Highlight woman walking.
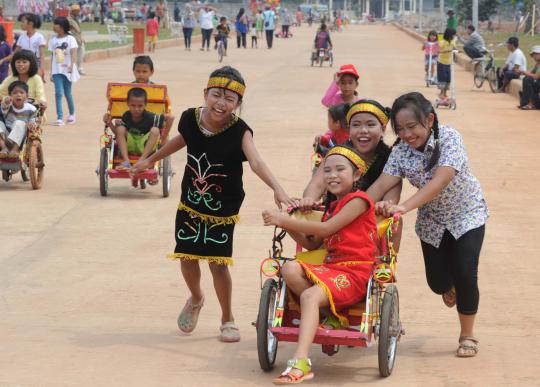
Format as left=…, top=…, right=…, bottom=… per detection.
left=235, top=8, right=248, bottom=49
left=182, top=4, right=196, bottom=51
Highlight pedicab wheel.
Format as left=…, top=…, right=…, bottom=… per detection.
left=29, top=141, right=44, bottom=190
left=378, top=284, right=399, bottom=377
left=99, top=147, right=109, bottom=197
left=2, top=170, right=11, bottom=182
left=451, top=101, right=457, bottom=110
left=162, top=156, right=172, bottom=198
left=140, top=179, right=147, bottom=189
left=473, top=66, right=485, bottom=88
left=257, top=278, right=279, bottom=371
left=487, top=68, right=498, bottom=93
left=20, top=162, right=29, bottom=182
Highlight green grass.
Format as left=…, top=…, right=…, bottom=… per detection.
left=473, top=32, right=537, bottom=68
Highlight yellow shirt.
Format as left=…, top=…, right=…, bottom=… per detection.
left=438, top=39, right=457, bottom=65
left=0, top=75, right=47, bottom=103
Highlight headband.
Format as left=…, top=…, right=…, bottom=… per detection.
left=346, top=102, right=389, bottom=126
left=206, top=77, right=246, bottom=97
left=326, top=146, right=368, bottom=175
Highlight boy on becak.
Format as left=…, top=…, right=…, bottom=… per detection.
left=0, top=81, right=38, bottom=158
left=103, top=87, right=164, bottom=170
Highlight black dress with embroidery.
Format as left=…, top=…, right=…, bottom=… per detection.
left=169, top=107, right=252, bottom=265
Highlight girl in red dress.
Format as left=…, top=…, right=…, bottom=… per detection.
left=262, top=145, right=378, bottom=385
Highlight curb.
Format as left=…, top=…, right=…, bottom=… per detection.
left=391, top=22, right=523, bottom=100
left=41, top=34, right=202, bottom=70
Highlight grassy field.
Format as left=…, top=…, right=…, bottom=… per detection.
left=473, top=32, right=537, bottom=68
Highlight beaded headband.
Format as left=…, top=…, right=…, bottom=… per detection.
left=206, top=77, right=246, bottom=97
left=346, top=102, right=389, bottom=126
left=326, top=146, right=368, bottom=175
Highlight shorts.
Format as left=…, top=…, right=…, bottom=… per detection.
left=425, top=55, right=438, bottom=65
left=437, top=62, right=451, bottom=89
left=147, top=35, right=158, bottom=43
left=127, top=131, right=157, bottom=155
left=0, top=120, right=27, bottom=147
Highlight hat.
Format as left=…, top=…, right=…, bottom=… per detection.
left=506, top=36, right=519, bottom=46
left=70, top=4, right=81, bottom=11
left=337, top=64, right=359, bottom=79
left=530, top=45, right=540, bottom=55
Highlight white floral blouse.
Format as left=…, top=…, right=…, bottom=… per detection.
left=383, top=125, right=488, bottom=248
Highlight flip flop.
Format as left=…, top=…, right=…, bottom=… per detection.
left=273, top=358, right=314, bottom=385
left=457, top=336, right=479, bottom=358
left=442, top=287, right=456, bottom=308
left=219, top=321, right=241, bottom=343
left=177, top=296, right=204, bottom=333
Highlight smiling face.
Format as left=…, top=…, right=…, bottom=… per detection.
left=15, top=59, right=30, bottom=76
left=204, top=87, right=240, bottom=124
left=323, top=154, right=361, bottom=199
left=348, top=112, right=385, bottom=157
left=10, top=87, right=27, bottom=109
left=337, top=74, right=358, bottom=98
left=394, top=108, right=434, bottom=150
left=133, top=63, right=154, bottom=83
left=127, top=95, right=147, bottom=119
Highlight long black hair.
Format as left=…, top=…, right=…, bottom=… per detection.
left=11, top=49, right=39, bottom=78
left=390, top=92, right=440, bottom=171
left=53, top=17, right=70, bottom=34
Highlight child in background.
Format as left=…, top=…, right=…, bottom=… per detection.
left=321, top=64, right=360, bottom=107
left=49, top=17, right=78, bottom=126
left=437, top=28, right=457, bottom=102
left=0, top=25, right=11, bottom=83
left=314, top=103, right=350, bottom=156
left=130, top=55, right=174, bottom=141
left=368, top=92, right=488, bottom=358
left=146, top=11, right=159, bottom=52
left=103, top=87, right=164, bottom=170
left=0, top=81, right=38, bottom=158
left=215, top=16, right=230, bottom=55
left=422, top=30, right=439, bottom=85
left=131, top=66, right=294, bottom=343
left=12, top=13, right=46, bottom=79
left=262, top=145, right=378, bottom=384
left=250, top=22, right=257, bottom=48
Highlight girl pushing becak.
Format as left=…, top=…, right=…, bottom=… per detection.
left=368, top=92, right=488, bottom=358
left=131, top=66, right=294, bottom=343
left=263, top=145, right=378, bottom=384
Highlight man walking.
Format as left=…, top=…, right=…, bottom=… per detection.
left=263, top=6, right=275, bottom=49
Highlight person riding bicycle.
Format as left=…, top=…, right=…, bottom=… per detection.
left=314, top=23, right=332, bottom=51
left=215, top=16, right=230, bottom=56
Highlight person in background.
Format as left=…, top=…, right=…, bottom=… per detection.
left=497, top=36, right=527, bottom=92
left=446, top=10, right=458, bottom=30
left=0, top=26, right=11, bottom=83
left=156, top=0, right=166, bottom=28
left=250, top=22, right=258, bottom=48
left=146, top=12, right=159, bottom=53
left=281, top=8, right=292, bottom=38
left=68, top=4, right=86, bottom=75
left=263, top=5, right=276, bottom=49
left=174, top=2, right=181, bottom=22
left=517, top=45, right=540, bottom=110
left=461, top=25, right=485, bottom=60
left=199, top=4, right=215, bottom=52
left=296, top=7, right=303, bottom=27
left=235, top=8, right=248, bottom=49
left=182, top=4, right=196, bottom=51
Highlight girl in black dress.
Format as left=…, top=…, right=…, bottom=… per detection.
left=132, top=66, right=294, bottom=343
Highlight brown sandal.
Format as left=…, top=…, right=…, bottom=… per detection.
left=442, top=287, right=456, bottom=308
left=457, top=337, right=479, bottom=357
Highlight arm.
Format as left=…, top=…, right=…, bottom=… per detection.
left=521, top=69, right=540, bottom=79
left=365, top=173, right=402, bottom=203
left=38, top=45, right=46, bottom=77
left=287, top=229, right=323, bottom=251
left=321, top=78, right=339, bottom=107
left=242, top=130, right=295, bottom=208
left=301, top=165, right=326, bottom=207
left=381, top=180, right=402, bottom=203
left=69, top=48, right=77, bottom=72
left=263, top=197, right=368, bottom=238
left=131, top=133, right=186, bottom=174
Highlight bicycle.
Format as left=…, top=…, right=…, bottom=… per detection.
left=216, top=35, right=227, bottom=63
left=472, top=43, right=504, bottom=93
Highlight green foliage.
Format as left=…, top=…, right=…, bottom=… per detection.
left=455, top=0, right=501, bottom=22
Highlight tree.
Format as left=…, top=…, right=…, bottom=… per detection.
left=456, top=0, right=500, bottom=22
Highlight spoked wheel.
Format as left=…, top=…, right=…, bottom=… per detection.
left=378, top=284, right=400, bottom=377
left=29, top=141, right=44, bottom=189
left=257, top=279, right=279, bottom=371
left=99, top=147, right=109, bottom=196
left=487, top=68, right=498, bottom=93
left=162, top=156, right=172, bottom=198
left=217, top=42, right=224, bottom=63
left=20, top=162, right=30, bottom=182
left=473, top=64, right=485, bottom=88
left=2, top=169, right=11, bottom=182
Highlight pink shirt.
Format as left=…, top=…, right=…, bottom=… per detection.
left=321, top=80, right=359, bottom=107
left=146, top=19, right=159, bottom=36
left=424, top=41, right=439, bottom=56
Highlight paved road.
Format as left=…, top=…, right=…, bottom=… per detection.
left=1, top=24, right=539, bottom=386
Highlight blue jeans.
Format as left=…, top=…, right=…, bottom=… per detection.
left=182, top=27, right=193, bottom=48
left=52, top=74, right=75, bottom=120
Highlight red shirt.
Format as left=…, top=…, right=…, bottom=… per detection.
left=320, top=128, right=349, bottom=147
left=146, top=19, right=159, bottom=36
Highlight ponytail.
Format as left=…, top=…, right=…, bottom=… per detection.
left=425, top=110, right=441, bottom=171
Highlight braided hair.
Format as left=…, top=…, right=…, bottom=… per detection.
left=389, top=92, right=441, bottom=172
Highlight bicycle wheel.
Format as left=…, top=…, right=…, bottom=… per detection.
left=378, top=284, right=400, bottom=377
left=257, top=279, right=279, bottom=371
left=473, top=63, right=485, bottom=88
left=217, top=41, right=224, bottom=62
left=487, top=68, right=498, bottom=93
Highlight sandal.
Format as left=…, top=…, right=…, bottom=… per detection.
left=519, top=105, right=537, bottom=110
left=115, top=161, right=131, bottom=171
left=177, top=296, right=204, bottom=333
left=442, top=287, right=456, bottom=308
left=273, top=358, right=314, bottom=385
left=320, top=315, right=342, bottom=330
left=457, top=336, right=479, bottom=358
left=219, top=321, right=241, bottom=343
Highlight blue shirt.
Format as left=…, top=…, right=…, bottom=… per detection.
left=263, top=10, right=275, bottom=30
left=383, top=125, right=488, bottom=247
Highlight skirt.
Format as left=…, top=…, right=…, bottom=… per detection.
left=168, top=205, right=238, bottom=265
left=299, top=261, right=373, bottom=326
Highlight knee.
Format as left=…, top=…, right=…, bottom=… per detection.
left=299, top=286, right=322, bottom=305
left=281, top=261, right=302, bottom=282
left=149, top=126, right=160, bottom=136
left=425, top=275, right=450, bottom=295
left=209, top=262, right=229, bottom=276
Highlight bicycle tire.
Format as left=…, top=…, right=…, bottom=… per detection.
left=487, top=68, right=498, bottom=93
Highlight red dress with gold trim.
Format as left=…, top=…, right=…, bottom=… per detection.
left=299, top=191, right=378, bottom=326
